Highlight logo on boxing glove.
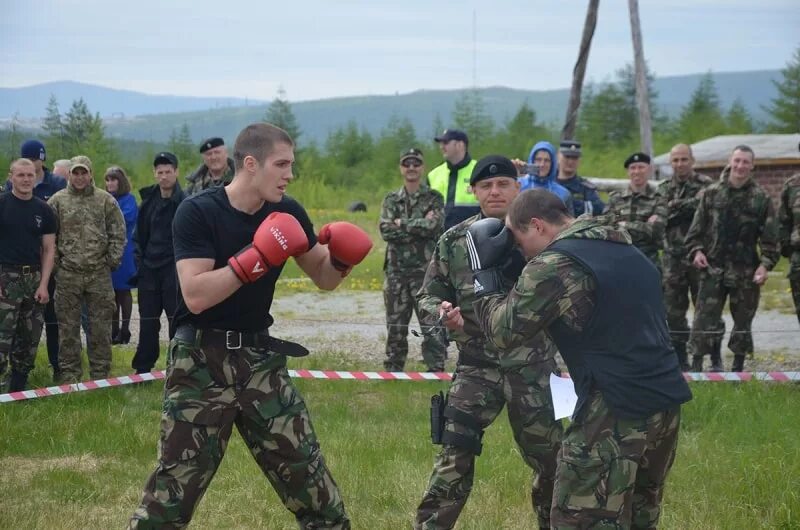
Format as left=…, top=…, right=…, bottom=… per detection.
left=270, top=226, right=289, bottom=251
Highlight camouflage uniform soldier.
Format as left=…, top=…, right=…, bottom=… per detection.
left=779, top=170, right=800, bottom=325
left=472, top=189, right=692, bottom=529
left=130, top=123, right=373, bottom=529
left=415, top=156, right=563, bottom=530
left=0, top=159, right=57, bottom=392
left=185, top=137, right=235, bottom=195
left=659, top=144, right=724, bottom=371
left=381, top=148, right=446, bottom=372
left=604, top=152, right=667, bottom=267
left=48, top=156, right=126, bottom=382
left=686, top=145, right=780, bottom=372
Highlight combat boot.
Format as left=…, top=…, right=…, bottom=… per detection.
left=731, top=355, right=745, bottom=373
left=690, top=356, right=704, bottom=372
left=673, top=342, right=689, bottom=372
left=710, top=337, right=724, bottom=372
left=7, top=370, right=28, bottom=392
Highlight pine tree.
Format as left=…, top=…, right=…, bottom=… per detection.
left=452, top=90, right=494, bottom=148
left=265, top=86, right=301, bottom=142
left=42, top=94, right=65, bottom=153
left=726, top=98, right=755, bottom=134
left=169, top=122, right=196, bottom=167
left=764, top=47, right=800, bottom=133
left=677, top=72, right=727, bottom=142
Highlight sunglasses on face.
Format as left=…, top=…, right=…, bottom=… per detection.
left=402, top=160, right=422, bottom=168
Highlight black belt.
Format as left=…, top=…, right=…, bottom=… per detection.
left=174, top=324, right=309, bottom=356
left=0, top=263, right=40, bottom=274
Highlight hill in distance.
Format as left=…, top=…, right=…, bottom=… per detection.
left=0, top=70, right=781, bottom=146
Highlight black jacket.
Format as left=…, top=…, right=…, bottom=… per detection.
left=133, top=182, right=186, bottom=271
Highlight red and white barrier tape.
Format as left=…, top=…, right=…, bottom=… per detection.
left=1, top=370, right=798, bottom=403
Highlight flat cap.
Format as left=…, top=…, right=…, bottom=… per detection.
left=559, top=140, right=582, bottom=157
left=400, top=148, right=424, bottom=164
left=199, top=137, right=225, bottom=153
left=624, top=152, right=651, bottom=168
left=470, top=155, right=518, bottom=186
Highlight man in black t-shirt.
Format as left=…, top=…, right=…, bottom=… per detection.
left=0, top=159, right=57, bottom=392
left=129, top=123, right=373, bottom=529
left=130, top=151, right=186, bottom=374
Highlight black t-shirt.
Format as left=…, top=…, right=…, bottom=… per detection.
left=143, top=196, right=179, bottom=269
left=0, top=192, right=58, bottom=265
left=172, top=187, right=317, bottom=331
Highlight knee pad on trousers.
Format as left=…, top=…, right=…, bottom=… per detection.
left=441, top=406, right=484, bottom=455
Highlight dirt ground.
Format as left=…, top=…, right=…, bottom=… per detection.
left=130, top=290, right=799, bottom=372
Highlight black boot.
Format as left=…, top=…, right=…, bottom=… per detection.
left=691, top=356, right=704, bottom=372
left=8, top=370, right=28, bottom=392
left=731, top=355, right=745, bottom=373
left=710, top=337, right=724, bottom=372
left=673, top=342, right=689, bottom=372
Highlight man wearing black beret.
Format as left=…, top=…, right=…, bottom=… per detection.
left=185, top=137, right=235, bottom=195
left=603, top=152, right=667, bottom=267
left=414, top=154, right=562, bottom=529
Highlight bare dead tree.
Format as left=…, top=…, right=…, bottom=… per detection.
left=628, top=0, right=652, bottom=156
left=562, top=0, right=600, bottom=141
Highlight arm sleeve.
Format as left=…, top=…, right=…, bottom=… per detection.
left=40, top=201, right=58, bottom=235
left=172, top=200, right=217, bottom=261
left=378, top=195, right=412, bottom=243
left=685, top=189, right=709, bottom=259
left=404, top=192, right=445, bottom=237
left=758, top=196, right=780, bottom=270
left=778, top=183, right=793, bottom=256
left=415, top=237, right=457, bottom=328
left=106, top=197, right=127, bottom=267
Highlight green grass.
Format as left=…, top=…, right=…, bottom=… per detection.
left=1, top=347, right=799, bottom=529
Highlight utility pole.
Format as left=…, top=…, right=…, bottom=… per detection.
left=628, top=0, right=652, bottom=156
left=562, top=0, right=599, bottom=142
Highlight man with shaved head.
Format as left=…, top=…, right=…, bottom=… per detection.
left=658, top=144, right=723, bottom=371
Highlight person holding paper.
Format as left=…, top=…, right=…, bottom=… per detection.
left=470, top=188, right=692, bottom=529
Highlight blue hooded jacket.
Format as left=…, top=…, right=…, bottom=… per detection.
left=111, top=192, right=139, bottom=290
left=518, top=141, right=574, bottom=215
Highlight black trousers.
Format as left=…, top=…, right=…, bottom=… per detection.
left=44, top=276, right=59, bottom=371
left=131, top=264, right=178, bottom=372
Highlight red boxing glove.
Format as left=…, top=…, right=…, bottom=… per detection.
left=228, top=212, right=309, bottom=284
left=318, top=222, right=373, bottom=277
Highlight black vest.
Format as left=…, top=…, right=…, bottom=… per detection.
left=547, top=238, right=692, bottom=419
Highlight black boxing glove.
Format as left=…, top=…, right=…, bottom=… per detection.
left=466, top=218, right=515, bottom=297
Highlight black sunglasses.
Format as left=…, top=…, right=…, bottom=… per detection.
left=402, top=160, right=422, bottom=168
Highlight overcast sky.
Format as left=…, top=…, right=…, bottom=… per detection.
left=1, top=0, right=798, bottom=102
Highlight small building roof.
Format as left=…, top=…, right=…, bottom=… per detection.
left=653, top=133, right=800, bottom=177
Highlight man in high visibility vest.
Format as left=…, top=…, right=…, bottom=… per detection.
left=428, top=129, right=479, bottom=230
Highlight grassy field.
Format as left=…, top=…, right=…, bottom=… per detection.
left=1, top=348, right=798, bottom=529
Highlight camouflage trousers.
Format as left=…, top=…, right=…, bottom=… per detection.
left=689, top=269, right=759, bottom=357
left=415, top=361, right=564, bottom=529
left=384, top=274, right=446, bottom=371
left=662, top=254, right=724, bottom=353
left=552, top=391, right=681, bottom=530
left=789, top=253, right=800, bottom=326
left=54, top=268, right=115, bottom=382
left=0, top=269, right=44, bottom=388
left=129, top=330, right=350, bottom=529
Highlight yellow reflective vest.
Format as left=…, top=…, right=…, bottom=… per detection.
left=427, top=158, right=479, bottom=229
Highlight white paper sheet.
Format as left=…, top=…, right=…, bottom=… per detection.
left=549, top=373, right=578, bottom=420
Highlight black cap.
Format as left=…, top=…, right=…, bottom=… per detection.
left=559, top=140, right=582, bottom=157
left=624, top=152, right=651, bottom=168
left=153, top=152, right=178, bottom=168
left=434, top=129, right=469, bottom=145
left=400, top=148, right=424, bottom=164
left=199, top=137, right=225, bottom=153
left=470, top=155, right=518, bottom=186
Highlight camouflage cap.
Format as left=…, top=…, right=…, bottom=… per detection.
left=70, top=155, right=93, bottom=173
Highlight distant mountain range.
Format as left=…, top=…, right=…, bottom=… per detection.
left=0, top=70, right=781, bottom=146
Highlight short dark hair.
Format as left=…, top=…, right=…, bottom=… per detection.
left=732, top=144, right=755, bottom=159
left=104, top=166, right=132, bottom=196
left=233, top=123, right=294, bottom=171
left=507, top=189, right=572, bottom=231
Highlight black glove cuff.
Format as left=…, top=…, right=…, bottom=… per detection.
left=473, top=268, right=504, bottom=297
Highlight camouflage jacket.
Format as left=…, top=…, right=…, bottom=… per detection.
left=658, top=172, right=714, bottom=257
left=185, top=158, right=235, bottom=196
left=778, top=173, right=800, bottom=274
left=604, top=183, right=666, bottom=262
left=685, top=174, right=780, bottom=275
left=416, top=213, right=557, bottom=369
left=379, top=185, right=444, bottom=277
left=48, top=182, right=126, bottom=272
left=474, top=219, right=631, bottom=351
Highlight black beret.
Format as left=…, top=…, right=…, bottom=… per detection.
left=199, top=137, right=225, bottom=153
left=470, top=155, right=518, bottom=186
left=153, top=151, right=178, bottom=168
left=624, top=152, right=651, bottom=168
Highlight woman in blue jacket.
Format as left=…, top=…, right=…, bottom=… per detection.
left=104, top=166, right=138, bottom=344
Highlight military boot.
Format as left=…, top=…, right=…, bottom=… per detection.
left=7, top=370, right=28, bottom=392
left=673, top=342, right=689, bottom=372
left=690, top=356, right=704, bottom=372
left=731, top=355, right=745, bottom=373
left=710, top=337, right=724, bottom=372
